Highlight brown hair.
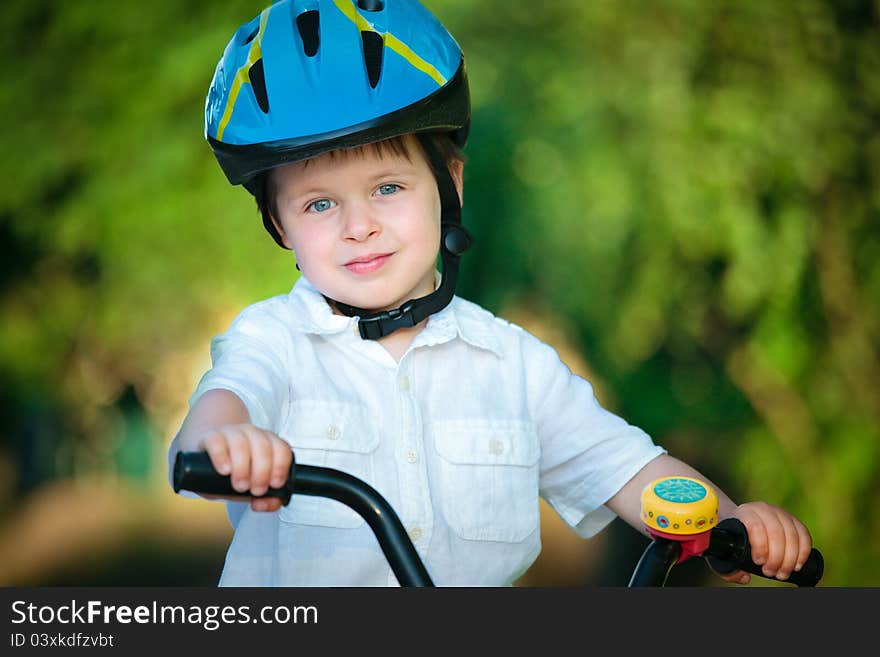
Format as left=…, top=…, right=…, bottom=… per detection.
left=254, top=132, right=465, bottom=248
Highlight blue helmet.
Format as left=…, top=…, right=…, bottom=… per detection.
left=205, top=0, right=470, bottom=194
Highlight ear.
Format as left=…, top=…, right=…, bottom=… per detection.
left=267, top=207, right=294, bottom=250
left=449, top=159, right=464, bottom=207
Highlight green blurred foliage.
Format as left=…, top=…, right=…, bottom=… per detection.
left=1, top=0, right=877, bottom=585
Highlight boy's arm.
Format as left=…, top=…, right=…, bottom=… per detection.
left=169, top=388, right=250, bottom=457
left=605, top=454, right=813, bottom=584
left=168, top=388, right=292, bottom=512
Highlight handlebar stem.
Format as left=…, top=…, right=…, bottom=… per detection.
left=645, top=527, right=711, bottom=564
left=628, top=539, right=682, bottom=587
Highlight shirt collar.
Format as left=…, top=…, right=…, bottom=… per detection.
left=285, top=275, right=358, bottom=336
left=286, top=274, right=503, bottom=357
left=415, top=296, right=503, bottom=357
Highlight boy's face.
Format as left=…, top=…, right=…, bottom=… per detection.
left=270, top=135, right=462, bottom=314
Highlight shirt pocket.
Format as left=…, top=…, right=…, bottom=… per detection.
left=278, top=399, right=380, bottom=529
left=432, top=419, right=540, bottom=543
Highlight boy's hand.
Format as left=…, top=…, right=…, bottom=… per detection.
left=198, top=423, right=293, bottom=513
left=717, top=501, right=813, bottom=585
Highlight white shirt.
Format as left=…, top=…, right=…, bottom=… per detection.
left=185, top=276, right=666, bottom=586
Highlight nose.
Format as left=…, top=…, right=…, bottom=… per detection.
left=341, top=201, right=380, bottom=242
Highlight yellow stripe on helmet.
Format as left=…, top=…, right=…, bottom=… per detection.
left=216, top=9, right=270, bottom=141
left=332, top=0, right=447, bottom=87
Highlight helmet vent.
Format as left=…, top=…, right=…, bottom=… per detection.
left=357, top=0, right=385, bottom=10
left=243, top=26, right=260, bottom=45
left=295, top=10, right=320, bottom=57
left=248, top=58, right=270, bottom=113
left=361, top=31, right=384, bottom=88
left=237, top=19, right=260, bottom=46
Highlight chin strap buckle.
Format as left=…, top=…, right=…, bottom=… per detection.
left=357, top=303, right=418, bottom=340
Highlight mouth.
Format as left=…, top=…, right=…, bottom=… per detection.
left=343, top=252, right=394, bottom=275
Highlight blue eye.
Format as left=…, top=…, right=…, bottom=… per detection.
left=309, top=198, right=335, bottom=213
left=377, top=183, right=400, bottom=196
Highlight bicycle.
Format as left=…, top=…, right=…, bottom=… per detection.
left=172, top=450, right=824, bottom=587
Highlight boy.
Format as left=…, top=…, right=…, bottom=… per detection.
left=168, top=0, right=813, bottom=586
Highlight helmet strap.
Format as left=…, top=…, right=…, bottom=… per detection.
left=330, top=134, right=472, bottom=340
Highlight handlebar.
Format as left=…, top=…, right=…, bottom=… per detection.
left=628, top=518, right=824, bottom=586
left=706, top=518, right=824, bottom=586
left=173, top=451, right=434, bottom=587
left=173, top=452, right=824, bottom=588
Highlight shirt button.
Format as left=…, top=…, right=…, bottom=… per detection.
left=408, top=527, right=422, bottom=542
left=399, top=375, right=411, bottom=391
left=326, top=425, right=341, bottom=440
left=489, top=439, right=504, bottom=455
left=405, top=449, right=419, bottom=464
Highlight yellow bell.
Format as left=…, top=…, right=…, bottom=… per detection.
left=640, top=476, right=719, bottom=536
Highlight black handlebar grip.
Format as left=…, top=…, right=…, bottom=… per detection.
left=172, top=450, right=296, bottom=506
left=706, top=518, right=824, bottom=587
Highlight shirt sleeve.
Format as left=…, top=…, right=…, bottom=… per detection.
left=526, top=334, right=666, bottom=538
left=189, top=302, right=290, bottom=432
